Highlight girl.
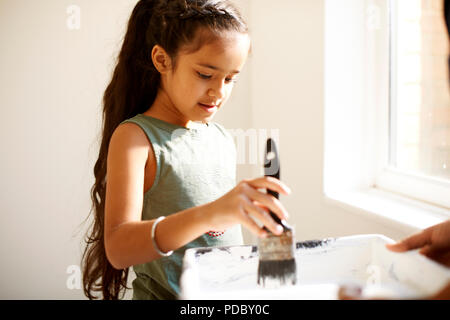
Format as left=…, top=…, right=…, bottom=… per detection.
left=82, top=0, right=291, bottom=300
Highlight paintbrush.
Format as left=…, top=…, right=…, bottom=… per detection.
left=257, top=138, right=297, bottom=287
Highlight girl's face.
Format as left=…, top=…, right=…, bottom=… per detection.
left=161, top=31, right=251, bottom=125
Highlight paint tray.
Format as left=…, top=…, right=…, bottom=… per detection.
left=180, top=234, right=450, bottom=299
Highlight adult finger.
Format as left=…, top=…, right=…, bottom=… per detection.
left=338, top=285, right=363, bottom=300
left=429, top=281, right=450, bottom=300
left=420, top=246, right=450, bottom=268
left=386, top=229, right=431, bottom=252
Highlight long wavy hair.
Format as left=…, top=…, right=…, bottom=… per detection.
left=445, top=0, right=449, bottom=81
left=81, top=0, right=248, bottom=300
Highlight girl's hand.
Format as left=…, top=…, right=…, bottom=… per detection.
left=206, top=176, right=291, bottom=238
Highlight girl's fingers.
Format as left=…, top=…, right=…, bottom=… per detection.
left=231, top=177, right=291, bottom=238
left=243, top=200, right=283, bottom=235
left=242, top=184, right=289, bottom=221
left=239, top=204, right=268, bottom=238
left=245, top=176, right=291, bottom=196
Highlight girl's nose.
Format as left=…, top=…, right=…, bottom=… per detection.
left=208, top=81, right=226, bottom=100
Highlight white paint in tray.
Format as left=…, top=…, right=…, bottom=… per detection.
left=180, top=234, right=450, bottom=300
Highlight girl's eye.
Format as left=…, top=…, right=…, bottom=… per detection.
left=225, top=77, right=238, bottom=84
left=197, top=72, right=212, bottom=79
left=197, top=71, right=238, bottom=83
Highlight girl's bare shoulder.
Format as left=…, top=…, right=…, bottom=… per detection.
left=108, top=122, right=152, bottom=163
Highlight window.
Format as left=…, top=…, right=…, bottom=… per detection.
left=376, top=0, right=450, bottom=209
left=324, top=0, right=450, bottom=229
left=390, top=0, right=449, bottom=179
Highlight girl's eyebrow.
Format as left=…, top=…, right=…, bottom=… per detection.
left=197, top=63, right=240, bottom=74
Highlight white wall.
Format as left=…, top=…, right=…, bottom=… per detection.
left=247, top=0, right=413, bottom=244
left=0, top=0, right=414, bottom=300
left=0, top=0, right=138, bottom=300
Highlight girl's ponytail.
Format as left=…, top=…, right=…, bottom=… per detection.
left=82, top=0, right=247, bottom=300
left=82, top=0, right=159, bottom=300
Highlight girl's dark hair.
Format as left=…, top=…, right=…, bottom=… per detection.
left=445, top=0, right=449, bottom=37
left=446, top=0, right=449, bottom=82
left=81, top=0, right=248, bottom=300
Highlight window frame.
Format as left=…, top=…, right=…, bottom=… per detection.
left=374, top=0, right=450, bottom=210
left=324, top=0, right=450, bottom=227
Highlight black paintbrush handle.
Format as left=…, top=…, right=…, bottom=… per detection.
left=264, top=138, right=283, bottom=226
left=267, top=189, right=281, bottom=225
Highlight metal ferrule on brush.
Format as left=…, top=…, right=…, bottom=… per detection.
left=258, top=227, right=296, bottom=261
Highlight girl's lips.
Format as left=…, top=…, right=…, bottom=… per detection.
left=198, top=103, right=218, bottom=113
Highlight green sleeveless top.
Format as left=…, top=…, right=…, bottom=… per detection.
left=120, top=114, right=244, bottom=300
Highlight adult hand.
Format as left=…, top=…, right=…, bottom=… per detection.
left=339, top=220, right=450, bottom=300
left=386, top=220, right=450, bottom=267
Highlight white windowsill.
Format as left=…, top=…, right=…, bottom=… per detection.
left=324, top=188, right=450, bottom=235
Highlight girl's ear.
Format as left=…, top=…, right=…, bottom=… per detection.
left=151, top=45, right=172, bottom=74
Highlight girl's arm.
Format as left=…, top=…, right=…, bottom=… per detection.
left=104, top=123, right=212, bottom=269
left=104, top=123, right=290, bottom=270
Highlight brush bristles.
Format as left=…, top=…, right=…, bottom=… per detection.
left=257, top=258, right=297, bottom=287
